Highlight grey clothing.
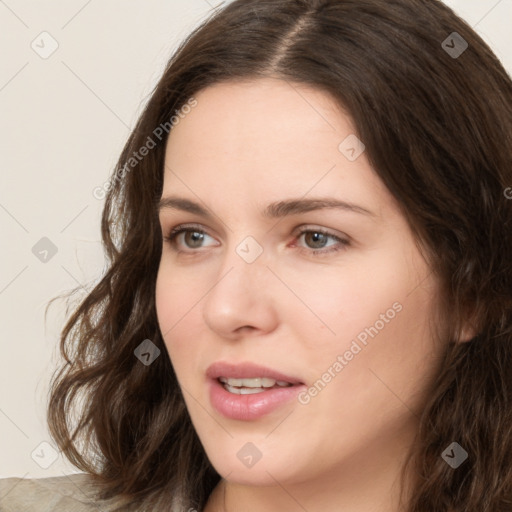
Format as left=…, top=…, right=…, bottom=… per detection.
left=0, top=473, right=182, bottom=512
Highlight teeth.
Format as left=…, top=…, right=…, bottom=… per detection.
left=224, top=384, right=266, bottom=394
left=218, top=377, right=293, bottom=388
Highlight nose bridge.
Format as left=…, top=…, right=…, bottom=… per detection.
left=212, top=232, right=269, bottom=300
left=202, top=232, right=277, bottom=336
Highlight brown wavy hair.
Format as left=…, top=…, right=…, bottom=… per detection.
left=47, top=0, right=512, bottom=510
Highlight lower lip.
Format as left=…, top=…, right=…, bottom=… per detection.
left=209, top=378, right=307, bottom=421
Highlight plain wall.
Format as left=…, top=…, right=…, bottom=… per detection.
left=0, top=0, right=511, bottom=479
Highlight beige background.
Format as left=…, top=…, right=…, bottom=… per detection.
left=0, top=0, right=511, bottom=478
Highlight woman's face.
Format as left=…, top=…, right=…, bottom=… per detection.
left=155, top=78, right=445, bottom=489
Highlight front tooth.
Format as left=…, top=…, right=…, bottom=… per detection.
left=225, top=378, right=243, bottom=387
left=223, top=377, right=277, bottom=388
left=240, top=378, right=262, bottom=387
left=239, top=387, right=265, bottom=394
left=225, top=384, right=266, bottom=394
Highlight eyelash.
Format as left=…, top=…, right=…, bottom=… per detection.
left=162, top=224, right=350, bottom=257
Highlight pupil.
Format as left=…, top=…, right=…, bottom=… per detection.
left=306, top=232, right=327, bottom=249
left=186, top=231, right=204, bottom=248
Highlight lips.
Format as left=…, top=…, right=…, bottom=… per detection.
left=206, top=361, right=304, bottom=385
left=206, top=361, right=307, bottom=420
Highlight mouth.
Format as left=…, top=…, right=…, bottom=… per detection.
left=217, top=376, right=297, bottom=394
left=206, top=361, right=307, bottom=420
left=206, top=360, right=304, bottom=388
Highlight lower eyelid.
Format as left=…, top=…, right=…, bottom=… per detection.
left=166, top=228, right=217, bottom=247
left=293, top=233, right=349, bottom=255
left=296, top=229, right=347, bottom=244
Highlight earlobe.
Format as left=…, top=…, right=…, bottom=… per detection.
left=458, top=322, right=477, bottom=343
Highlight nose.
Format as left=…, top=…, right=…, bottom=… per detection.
left=202, top=242, right=279, bottom=340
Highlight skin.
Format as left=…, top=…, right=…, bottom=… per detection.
left=155, top=78, right=472, bottom=512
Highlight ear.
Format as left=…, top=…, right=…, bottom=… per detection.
left=457, top=320, right=478, bottom=343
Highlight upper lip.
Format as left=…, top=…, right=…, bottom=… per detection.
left=206, top=361, right=304, bottom=384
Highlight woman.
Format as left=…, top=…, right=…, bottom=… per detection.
left=1, top=0, right=511, bottom=510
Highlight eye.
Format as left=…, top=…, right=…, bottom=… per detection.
left=162, top=224, right=350, bottom=257
left=293, top=227, right=349, bottom=256
left=163, top=224, right=218, bottom=252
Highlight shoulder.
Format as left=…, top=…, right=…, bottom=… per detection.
left=0, top=473, right=136, bottom=512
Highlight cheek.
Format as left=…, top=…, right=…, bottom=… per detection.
left=155, top=260, right=206, bottom=330
left=287, top=255, right=407, bottom=349
left=155, top=268, right=203, bottom=375
left=294, top=248, right=439, bottom=381
left=321, top=277, right=440, bottom=418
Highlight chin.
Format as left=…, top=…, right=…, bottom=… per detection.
left=211, top=459, right=297, bottom=486
left=201, top=438, right=303, bottom=485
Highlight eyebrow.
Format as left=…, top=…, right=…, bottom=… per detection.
left=157, top=196, right=377, bottom=219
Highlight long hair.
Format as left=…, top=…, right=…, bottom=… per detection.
left=47, top=0, right=512, bottom=510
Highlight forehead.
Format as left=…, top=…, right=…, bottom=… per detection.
left=161, top=78, right=388, bottom=216
left=165, top=78, right=350, bottom=160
